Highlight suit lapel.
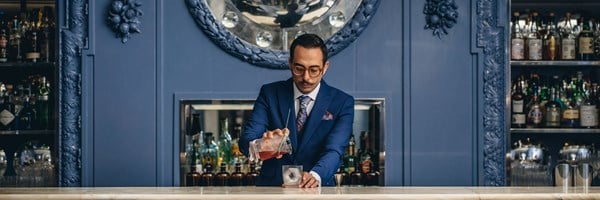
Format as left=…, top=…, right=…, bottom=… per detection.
left=278, top=79, right=299, bottom=151
left=298, top=81, right=332, bottom=152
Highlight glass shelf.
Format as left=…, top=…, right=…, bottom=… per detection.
left=511, top=128, right=600, bottom=134
left=0, top=130, right=55, bottom=135
left=511, top=61, right=600, bottom=66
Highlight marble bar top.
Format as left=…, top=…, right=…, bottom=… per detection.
left=0, top=186, right=599, bottom=200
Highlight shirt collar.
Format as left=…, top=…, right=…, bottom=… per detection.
left=293, top=81, right=320, bottom=101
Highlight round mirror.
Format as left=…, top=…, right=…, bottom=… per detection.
left=186, top=0, right=380, bottom=69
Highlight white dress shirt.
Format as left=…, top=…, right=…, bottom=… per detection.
left=293, top=82, right=322, bottom=186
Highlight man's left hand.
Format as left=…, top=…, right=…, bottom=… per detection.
left=299, top=172, right=319, bottom=188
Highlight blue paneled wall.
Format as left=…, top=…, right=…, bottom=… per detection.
left=83, top=0, right=488, bottom=186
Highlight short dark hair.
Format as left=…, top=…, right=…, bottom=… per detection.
left=289, top=33, right=328, bottom=64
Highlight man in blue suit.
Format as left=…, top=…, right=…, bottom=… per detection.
left=240, top=34, right=354, bottom=188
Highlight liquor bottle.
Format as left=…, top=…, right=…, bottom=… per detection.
left=0, top=86, right=16, bottom=131
left=580, top=83, right=598, bottom=128
left=18, top=96, right=35, bottom=130
left=562, top=77, right=580, bottom=128
left=512, top=79, right=526, bottom=128
left=359, top=131, right=375, bottom=174
left=245, top=162, right=259, bottom=186
left=25, top=9, right=40, bottom=63
left=511, top=12, right=525, bottom=60
left=201, top=132, right=218, bottom=169
left=0, top=17, right=8, bottom=63
left=36, top=76, right=50, bottom=129
left=343, top=134, right=357, bottom=174
left=542, top=13, right=558, bottom=60
left=363, top=162, right=380, bottom=186
left=215, top=163, right=230, bottom=186
left=560, top=12, right=576, bottom=60
left=229, top=162, right=245, bottom=186
left=40, top=6, right=54, bottom=63
left=185, top=165, right=201, bottom=186
left=349, top=161, right=363, bottom=186
left=200, top=163, right=215, bottom=186
left=217, top=118, right=232, bottom=167
left=9, top=16, right=22, bottom=62
left=526, top=12, right=542, bottom=60
left=526, top=89, right=543, bottom=128
left=578, top=19, right=594, bottom=61
left=544, top=88, right=561, bottom=128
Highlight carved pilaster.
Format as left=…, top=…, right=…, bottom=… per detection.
left=59, top=0, right=86, bottom=187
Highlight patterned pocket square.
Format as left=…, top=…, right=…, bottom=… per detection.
left=322, top=111, right=334, bottom=120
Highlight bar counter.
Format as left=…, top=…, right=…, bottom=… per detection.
left=0, top=187, right=599, bottom=200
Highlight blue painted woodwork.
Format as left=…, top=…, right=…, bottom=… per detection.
left=185, top=0, right=381, bottom=69
left=75, top=0, right=508, bottom=186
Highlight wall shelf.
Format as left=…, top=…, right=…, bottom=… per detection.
left=511, top=128, right=600, bottom=134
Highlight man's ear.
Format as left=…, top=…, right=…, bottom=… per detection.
left=322, top=61, right=330, bottom=75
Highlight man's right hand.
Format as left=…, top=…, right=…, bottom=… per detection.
left=262, top=128, right=290, bottom=159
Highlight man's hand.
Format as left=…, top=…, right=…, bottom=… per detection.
left=299, top=172, right=319, bottom=188
left=262, top=128, right=290, bottom=159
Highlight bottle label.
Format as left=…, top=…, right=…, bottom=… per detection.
left=545, top=107, right=561, bottom=127
left=580, top=105, right=598, bottom=127
left=561, top=38, right=576, bottom=59
left=579, top=37, right=594, bottom=54
left=563, top=109, right=579, bottom=119
left=512, top=100, right=524, bottom=113
left=0, top=109, right=15, bottom=126
left=527, top=39, right=542, bottom=60
left=527, top=106, right=543, bottom=124
left=512, top=114, right=526, bottom=125
left=511, top=38, right=524, bottom=60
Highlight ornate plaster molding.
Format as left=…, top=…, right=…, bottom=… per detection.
left=59, top=0, right=86, bottom=186
left=107, top=0, right=143, bottom=43
left=477, top=0, right=507, bottom=186
left=185, top=0, right=381, bottom=69
left=424, top=0, right=458, bottom=38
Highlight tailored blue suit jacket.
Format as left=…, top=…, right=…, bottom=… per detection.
left=240, top=79, right=354, bottom=186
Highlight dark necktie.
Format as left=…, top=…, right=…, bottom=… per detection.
left=296, top=95, right=311, bottom=133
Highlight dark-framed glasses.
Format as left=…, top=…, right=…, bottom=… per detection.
left=292, top=66, right=322, bottom=77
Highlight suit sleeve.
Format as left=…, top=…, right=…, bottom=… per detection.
left=240, top=85, right=270, bottom=157
left=311, top=95, right=354, bottom=182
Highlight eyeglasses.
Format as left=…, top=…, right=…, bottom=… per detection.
left=291, top=66, right=323, bottom=77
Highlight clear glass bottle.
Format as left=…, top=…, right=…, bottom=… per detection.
left=217, top=118, right=232, bottom=168
left=544, top=88, right=562, bottom=128
left=201, top=132, right=218, bottom=170
left=527, top=12, right=543, bottom=60
left=0, top=16, right=8, bottom=63
left=560, top=12, right=576, bottom=60
left=578, top=18, right=594, bottom=60
left=511, top=12, right=525, bottom=60
left=9, top=15, right=22, bottom=62
left=0, top=84, right=16, bottom=131
left=580, top=83, right=598, bottom=128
